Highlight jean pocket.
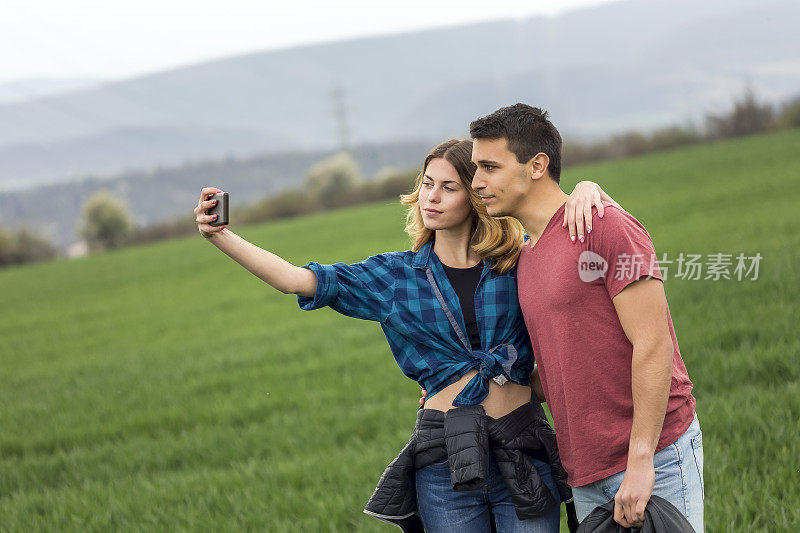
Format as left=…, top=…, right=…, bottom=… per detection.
left=690, top=433, right=704, bottom=500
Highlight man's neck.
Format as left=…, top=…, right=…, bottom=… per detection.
left=516, top=185, right=569, bottom=243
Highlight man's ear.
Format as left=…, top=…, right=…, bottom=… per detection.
left=526, top=152, right=550, bottom=181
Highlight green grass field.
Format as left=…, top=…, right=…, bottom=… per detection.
left=1, top=129, right=799, bottom=531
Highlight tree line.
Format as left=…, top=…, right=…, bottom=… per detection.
left=2, top=87, right=798, bottom=269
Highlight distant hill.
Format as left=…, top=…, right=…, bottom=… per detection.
left=0, top=77, right=102, bottom=106
left=1, top=140, right=431, bottom=252
left=0, top=126, right=291, bottom=191
left=1, top=0, right=798, bottom=189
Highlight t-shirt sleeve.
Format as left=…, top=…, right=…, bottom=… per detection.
left=590, top=204, right=663, bottom=300
left=296, top=252, right=397, bottom=322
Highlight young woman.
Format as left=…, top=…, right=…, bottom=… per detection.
left=194, top=139, right=621, bottom=532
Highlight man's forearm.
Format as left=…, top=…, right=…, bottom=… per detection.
left=628, top=339, right=673, bottom=460
left=205, top=229, right=311, bottom=295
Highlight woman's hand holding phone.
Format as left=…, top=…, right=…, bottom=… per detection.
left=193, top=187, right=316, bottom=297
left=195, top=187, right=227, bottom=238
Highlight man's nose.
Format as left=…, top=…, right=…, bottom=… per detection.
left=472, top=172, right=486, bottom=191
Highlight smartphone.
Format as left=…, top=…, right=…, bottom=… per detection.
left=206, top=192, right=229, bottom=226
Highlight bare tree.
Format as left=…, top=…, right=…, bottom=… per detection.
left=706, top=85, right=774, bottom=139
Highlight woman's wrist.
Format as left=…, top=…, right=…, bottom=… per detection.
left=203, top=226, right=228, bottom=240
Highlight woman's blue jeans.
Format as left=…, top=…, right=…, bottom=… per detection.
left=415, top=446, right=561, bottom=532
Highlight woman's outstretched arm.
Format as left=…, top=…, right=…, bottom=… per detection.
left=195, top=187, right=316, bottom=297
left=207, top=228, right=317, bottom=297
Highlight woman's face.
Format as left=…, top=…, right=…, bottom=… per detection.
left=418, top=157, right=474, bottom=231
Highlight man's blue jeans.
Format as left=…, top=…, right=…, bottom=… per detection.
left=571, top=412, right=704, bottom=532
left=415, top=446, right=561, bottom=532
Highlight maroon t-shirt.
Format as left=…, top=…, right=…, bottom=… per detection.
left=517, top=201, right=696, bottom=487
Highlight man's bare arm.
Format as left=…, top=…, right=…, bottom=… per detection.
left=610, top=277, right=674, bottom=527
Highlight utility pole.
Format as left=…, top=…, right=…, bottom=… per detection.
left=332, top=84, right=351, bottom=153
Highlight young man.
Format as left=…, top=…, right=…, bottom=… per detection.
left=468, top=104, right=703, bottom=531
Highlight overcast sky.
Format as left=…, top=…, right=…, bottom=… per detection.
left=1, top=0, right=617, bottom=85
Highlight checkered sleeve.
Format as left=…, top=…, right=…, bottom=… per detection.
left=296, top=252, right=397, bottom=322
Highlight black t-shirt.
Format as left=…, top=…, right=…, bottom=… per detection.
left=441, top=261, right=483, bottom=351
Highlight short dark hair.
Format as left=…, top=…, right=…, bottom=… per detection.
left=469, top=103, right=562, bottom=183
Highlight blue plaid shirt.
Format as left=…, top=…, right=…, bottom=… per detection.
left=296, top=240, right=534, bottom=406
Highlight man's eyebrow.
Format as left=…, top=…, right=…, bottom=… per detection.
left=422, top=174, right=459, bottom=185
left=475, top=159, right=501, bottom=166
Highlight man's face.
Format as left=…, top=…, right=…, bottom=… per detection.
left=471, top=137, right=528, bottom=218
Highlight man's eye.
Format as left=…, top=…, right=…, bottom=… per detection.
left=484, top=165, right=495, bottom=171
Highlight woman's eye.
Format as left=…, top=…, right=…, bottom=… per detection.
left=444, top=187, right=454, bottom=192
left=422, top=182, right=433, bottom=188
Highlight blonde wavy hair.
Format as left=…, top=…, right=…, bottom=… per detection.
left=400, top=139, right=525, bottom=274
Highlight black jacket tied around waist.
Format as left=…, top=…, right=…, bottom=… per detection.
left=363, top=400, right=578, bottom=532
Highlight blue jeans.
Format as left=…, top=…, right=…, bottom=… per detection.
left=415, top=446, right=561, bottom=532
left=571, top=412, right=704, bottom=532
